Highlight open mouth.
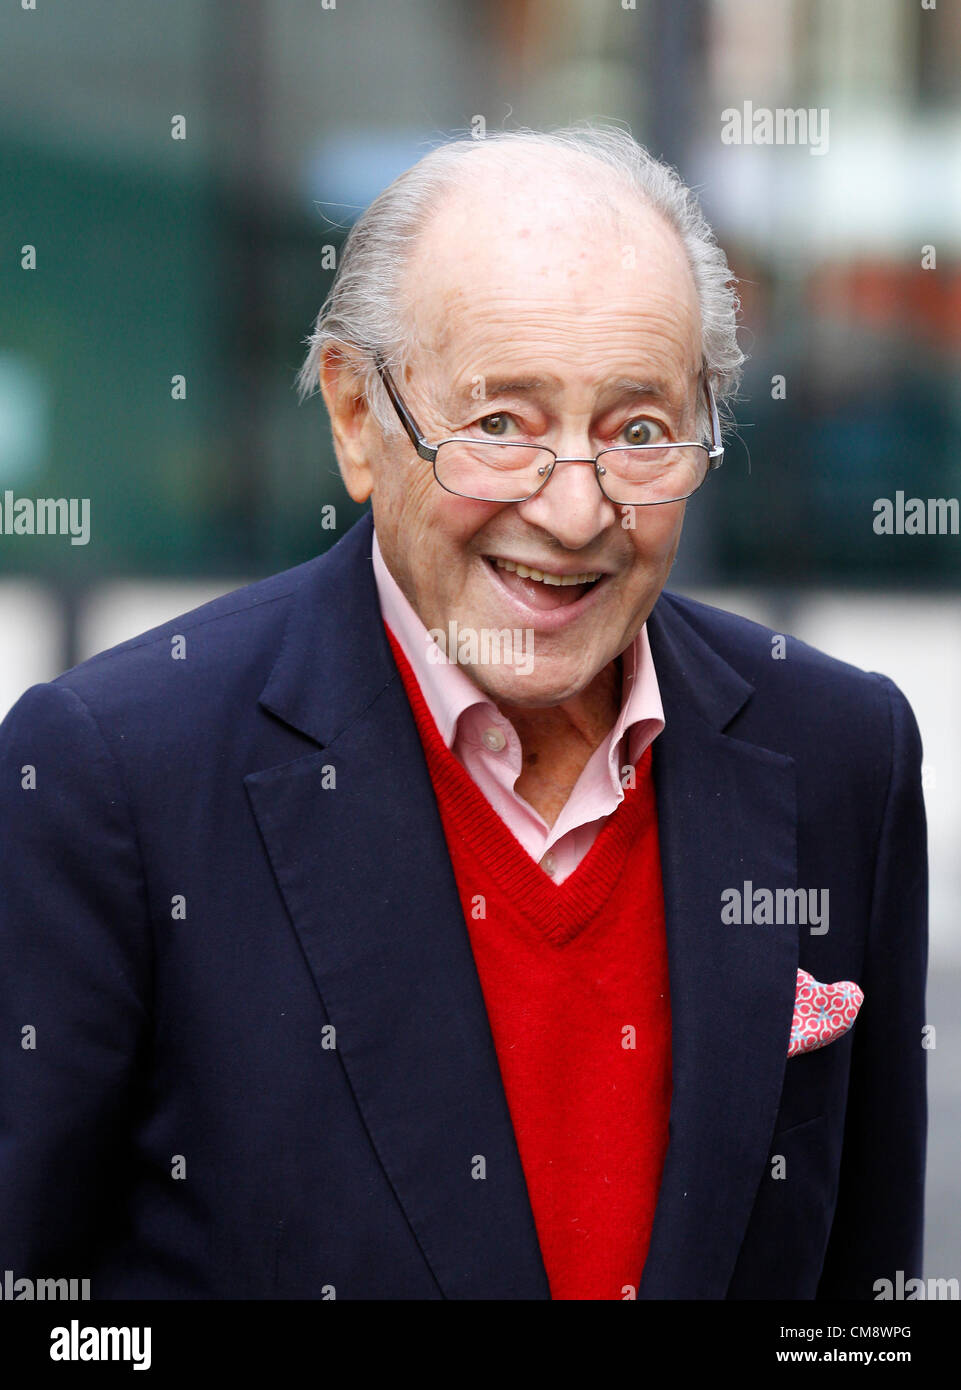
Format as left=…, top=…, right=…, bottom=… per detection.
left=484, top=555, right=606, bottom=611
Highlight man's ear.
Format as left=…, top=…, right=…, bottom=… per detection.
left=318, top=343, right=378, bottom=504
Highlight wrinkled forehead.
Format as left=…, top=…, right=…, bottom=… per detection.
left=401, top=159, right=702, bottom=381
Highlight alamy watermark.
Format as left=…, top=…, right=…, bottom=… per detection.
left=50, top=1320, right=151, bottom=1370
left=427, top=621, right=535, bottom=676
left=721, top=101, right=829, bottom=156
left=873, top=491, right=959, bottom=535
left=874, top=1271, right=959, bottom=1300
left=0, top=1268, right=90, bottom=1299
left=0, top=491, right=90, bottom=545
left=721, top=882, right=829, bottom=935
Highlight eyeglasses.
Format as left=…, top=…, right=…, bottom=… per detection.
left=372, top=353, right=724, bottom=505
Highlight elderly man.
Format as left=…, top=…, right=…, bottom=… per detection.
left=0, top=125, right=926, bottom=1301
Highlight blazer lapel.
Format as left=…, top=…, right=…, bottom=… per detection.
left=639, top=595, right=799, bottom=1298
left=244, top=512, right=550, bottom=1300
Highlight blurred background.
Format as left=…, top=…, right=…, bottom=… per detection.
left=1, top=0, right=958, bottom=1283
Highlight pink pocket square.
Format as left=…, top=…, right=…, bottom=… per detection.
left=788, top=969, right=864, bottom=1058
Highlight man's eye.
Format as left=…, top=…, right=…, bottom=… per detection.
left=478, top=414, right=514, bottom=437
left=621, top=418, right=667, bottom=446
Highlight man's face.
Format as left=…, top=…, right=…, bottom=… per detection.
left=338, top=166, right=702, bottom=708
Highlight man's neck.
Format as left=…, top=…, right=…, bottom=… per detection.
left=496, top=656, right=623, bottom=829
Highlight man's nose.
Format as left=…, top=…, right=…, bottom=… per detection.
left=515, top=451, right=618, bottom=550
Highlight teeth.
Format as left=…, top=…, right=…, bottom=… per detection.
left=492, top=556, right=602, bottom=587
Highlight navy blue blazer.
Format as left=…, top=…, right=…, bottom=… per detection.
left=0, top=510, right=927, bottom=1299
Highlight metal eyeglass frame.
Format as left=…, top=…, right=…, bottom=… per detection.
left=372, top=352, right=724, bottom=505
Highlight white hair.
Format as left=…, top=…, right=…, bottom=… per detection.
left=296, top=121, right=744, bottom=440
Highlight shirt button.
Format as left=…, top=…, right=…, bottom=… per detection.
left=540, top=852, right=557, bottom=876
left=481, top=727, right=507, bottom=752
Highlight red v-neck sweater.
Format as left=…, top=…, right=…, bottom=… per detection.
left=385, top=624, right=673, bottom=1300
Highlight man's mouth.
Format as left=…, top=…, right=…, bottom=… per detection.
left=484, top=554, right=606, bottom=610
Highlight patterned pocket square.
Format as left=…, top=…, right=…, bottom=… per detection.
left=788, top=968, right=864, bottom=1058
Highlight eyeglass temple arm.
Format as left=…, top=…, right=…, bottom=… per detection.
left=373, top=354, right=438, bottom=463
left=705, top=375, right=724, bottom=467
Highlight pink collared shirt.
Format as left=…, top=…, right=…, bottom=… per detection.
left=371, top=528, right=665, bottom=884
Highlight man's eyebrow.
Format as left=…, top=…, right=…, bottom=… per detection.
left=443, top=376, right=554, bottom=411
left=444, top=375, right=683, bottom=412
left=600, top=377, right=683, bottom=411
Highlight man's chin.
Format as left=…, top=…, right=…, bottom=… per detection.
left=462, top=662, right=599, bottom=711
